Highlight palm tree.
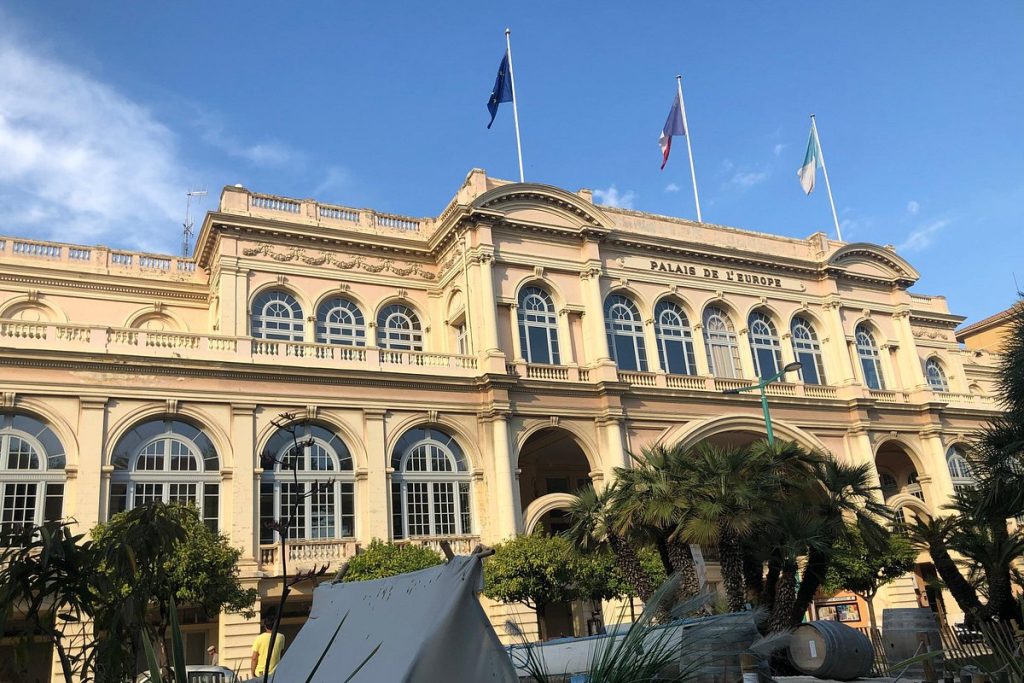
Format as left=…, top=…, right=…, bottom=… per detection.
left=674, top=443, right=774, bottom=612
left=906, top=515, right=988, bottom=621
left=565, top=485, right=655, bottom=603
left=765, top=503, right=827, bottom=633
left=610, top=445, right=700, bottom=598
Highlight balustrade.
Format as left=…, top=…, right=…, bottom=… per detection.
left=395, top=535, right=479, bottom=557
left=619, top=370, right=657, bottom=387
left=665, top=375, right=707, bottom=390
left=258, top=539, right=359, bottom=574
left=251, top=194, right=300, bottom=213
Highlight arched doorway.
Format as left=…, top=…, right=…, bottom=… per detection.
left=517, top=427, right=599, bottom=639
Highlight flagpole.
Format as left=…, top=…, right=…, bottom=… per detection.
left=677, top=75, right=702, bottom=223
left=810, top=115, right=842, bottom=241
left=505, top=28, right=525, bottom=183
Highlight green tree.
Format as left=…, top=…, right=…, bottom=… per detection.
left=483, top=533, right=618, bottom=640
left=0, top=522, right=102, bottom=683
left=823, top=524, right=916, bottom=630
left=91, top=503, right=257, bottom=675
left=341, top=539, right=443, bottom=581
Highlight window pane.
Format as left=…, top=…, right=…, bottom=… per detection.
left=391, top=482, right=404, bottom=540
left=432, top=482, right=456, bottom=536
left=43, top=483, right=64, bottom=523
left=406, top=482, right=431, bottom=536
left=203, top=483, right=219, bottom=533
left=862, top=359, right=882, bottom=390
left=110, top=483, right=128, bottom=517
left=796, top=351, right=820, bottom=385
left=260, top=482, right=276, bottom=544
left=340, top=483, right=355, bottom=538
left=459, top=482, right=471, bottom=535
left=527, top=326, right=552, bottom=364
left=614, top=336, right=639, bottom=371
left=310, top=484, right=335, bottom=539
left=755, top=347, right=780, bottom=378
left=281, top=483, right=306, bottom=540
left=2, top=482, right=37, bottom=534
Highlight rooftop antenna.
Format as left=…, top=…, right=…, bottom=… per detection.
left=182, top=189, right=208, bottom=257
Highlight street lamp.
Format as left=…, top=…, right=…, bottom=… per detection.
left=721, top=361, right=802, bottom=445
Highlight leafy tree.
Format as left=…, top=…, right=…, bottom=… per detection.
left=0, top=522, right=102, bottom=683
left=91, top=503, right=257, bottom=675
left=341, top=539, right=443, bottom=582
left=823, top=524, right=916, bottom=629
left=483, top=533, right=620, bottom=640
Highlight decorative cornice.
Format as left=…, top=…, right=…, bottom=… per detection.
left=241, top=243, right=437, bottom=281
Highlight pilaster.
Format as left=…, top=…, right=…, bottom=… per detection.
left=72, top=397, right=107, bottom=530
left=362, top=409, right=390, bottom=541
left=893, top=307, right=928, bottom=390
left=481, top=410, right=519, bottom=539
left=736, top=327, right=757, bottom=380
left=229, top=404, right=258, bottom=563
left=823, top=297, right=856, bottom=385
left=691, top=323, right=712, bottom=376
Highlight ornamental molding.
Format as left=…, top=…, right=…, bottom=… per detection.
left=911, top=326, right=950, bottom=341
left=241, top=243, right=437, bottom=281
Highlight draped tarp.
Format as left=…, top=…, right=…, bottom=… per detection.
left=270, top=554, right=517, bottom=682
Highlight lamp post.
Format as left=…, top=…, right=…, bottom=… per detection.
left=721, top=361, right=802, bottom=445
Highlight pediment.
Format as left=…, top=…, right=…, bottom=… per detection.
left=827, top=243, right=919, bottom=285
left=471, top=183, right=610, bottom=232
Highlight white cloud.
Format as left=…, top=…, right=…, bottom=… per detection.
left=897, top=219, right=949, bottom=252
left=773, top=143, right=786, bottom=157
left=593, top=185, right=636, bottom=209
left=664, top=182, right=681, bottom=193
left=0, top=23, right=187, bottom=251
left=907, top=200, right=920, bottom=215
left=194, top=110, right=300, bottom=168
left=729, top=169, right=769, bottom=189
left=312, top=166, right=352, bottom=200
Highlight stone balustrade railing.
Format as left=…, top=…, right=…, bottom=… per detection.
left=230, top=190, right=431, bottom=235
left=0, top=236, right=203, bottom=281
left=394, top=535, right=481, bottom=557
left=258, top=539, right=359, bottom=576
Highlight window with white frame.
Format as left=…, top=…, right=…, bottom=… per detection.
left=791, top=317, right=827, bottom=385
left=855, top=325, right=885, bottom=390
left=0, top=414, right=66, bottom=537
left=455, top=321, right=468, bottom=355
left=654, top=300, right=696, bottom=375
left=315, top=297, right=365, bottom=346
left=109, top=419, right=220, bottom=531
left=925, top=358, right=949, bottom=392
left=946, top=446, right=975, bottom=495
left=377, top=304, right=423, bottom=351
left=703, top=306, right=741, bottom=378
left=891, top=506, right=908, bottom=534
left=391, top=427, right=471, bottom=539
left=604, top=294, right=648, bottom=372
left=259, top=423, right=355, bottom=544
left=251, top=290, right=304, bottom=341
left=517, top=287, right=560, bottom=365
left=748, top=311, right=783, bottom=379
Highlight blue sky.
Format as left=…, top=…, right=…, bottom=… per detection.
left=1, top=2, right=1021, bottom=323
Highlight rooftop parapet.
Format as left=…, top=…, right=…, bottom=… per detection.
left=0, top=236, right=205, bottom=283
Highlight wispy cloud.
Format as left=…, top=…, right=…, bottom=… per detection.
left=593, top=185, right=636, bottom=209
left=194, top=110, right=301, bottom=168
left=897, top=218, right=950, bottom=252
left=664, top=182, right=681, bottom=193
left=0, top=22, right=187, bottom=251
left=773, top=143, right=787, bottom=157
left=906, top=200, right=920, bottom=215
left=729, top=169, right=770, bottom=190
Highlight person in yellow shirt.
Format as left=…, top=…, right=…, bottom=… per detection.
left=251, top=617, right=286, bottom=678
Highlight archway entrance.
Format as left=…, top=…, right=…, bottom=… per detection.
left=517, top=428, right=599, bottom=639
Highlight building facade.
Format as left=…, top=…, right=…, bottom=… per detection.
left=0, top=169, right=1002, bottom=677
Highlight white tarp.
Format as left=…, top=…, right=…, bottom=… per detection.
left=270, top=555, right=517, bottom=683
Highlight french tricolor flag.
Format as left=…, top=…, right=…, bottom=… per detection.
left=658, top=93, right=686, bottom=170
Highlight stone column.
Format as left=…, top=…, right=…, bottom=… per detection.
left=691, top=323, right=712, bottom=376
left=475, top=251, right=500, bottom=353
left=643, top=317, right=661, bottom=373
left=597, top=416, right=629, bottom=481
left=919, top=428, right=955, bottom=510
left=485, top=412, right=520, bottom=539
left=893, top=308, right=928, bottom=390
left=580, top=267, right=611, bottom=362
left=879, top=344, right=900, bottom=391
left=556, top=308, right=576, bottom=365
left=508, top=304, right=524, bottom=362
left=73, top=397, right=107, bottom=530
left=361, top=409, right=390, bottom=541
left=736, top=328, right=757, bottom=380
left=822, top=298, right=856, bottom=385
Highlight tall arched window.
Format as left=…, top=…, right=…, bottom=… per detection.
left=946, top=446, right=975, bottom=495
left=925, top=358, right=949, bottom=392
left=1, top=414, right=66, bottom=536
left=315, top=297, right=366, bottom=346
left=517, top=286, right=560, bottom=365
left=377, top=304, right=423, bottom=351
left=703, top=306, right=740, bottom=378
left=109, top=419, right=220, bottom=531
left=391, top=427, right=471, bottom=538
left=855, top=325, right=885, bottom=390
left=259, top=423, right=355, bottom=544
left=604, top=295, right=648, bottom=371
left=654, top=300, right=696, bottom=375
left=791, top=317, right=826, bottom=385
left=251, top=290, right=304, bottom=341
left=748, top=311, right=782, bottom=379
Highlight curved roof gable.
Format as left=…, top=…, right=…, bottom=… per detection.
left=827, top=243, right=920, bottom=287
left=471, top=183, right=611, bottom=232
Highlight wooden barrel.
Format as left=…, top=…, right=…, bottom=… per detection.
left=882, top=608, right=944, bottom=675
left=787, top=621, right=874, bottom=680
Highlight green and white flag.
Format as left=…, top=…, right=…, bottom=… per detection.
left=797, top=126, right=820, bottom=194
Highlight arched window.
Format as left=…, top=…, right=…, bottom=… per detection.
left=251, top=291, right=304, bottom=341
left=879, top=471, right=898, bottom=500
left=604, top=295, right=648, bottom=372
left=390, top=427, right=471, bottom=538
left=791, top=317, right=827, bottom=385
left=925, top=358, right=949, bottom=392
left=654, top=300, right=696, bottom=375
left=703, top=306, right=740, bottom=378
left=109, top=419, right=220, bottom=531
left=891, top=506, right=908, bottom=535
left=0, top=414, right=66, bottom=536
left=517, top=286, right=560, bottom=365
left=748, top=311, right=782, bottom=379
left=377, top=304, right=423, bottom=351
left=259, top=423, right=355, bottom=544
left=315, top=297, right=366, bottom=346
left=855, top=325, right=885, bottom=390
left=946, top=446, right=975, bottom=495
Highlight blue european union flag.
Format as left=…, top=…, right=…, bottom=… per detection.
left=487, top=52, right=514, bottom=129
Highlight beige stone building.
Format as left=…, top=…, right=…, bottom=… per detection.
left=0, top=169, right=1002, bottom=678
left=957, top=304, right=1018, bottom=354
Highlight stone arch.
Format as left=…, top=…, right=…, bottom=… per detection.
left=514, top=420, right=601, bottom=471
left=254, top=412, right=368, bottom=473
left=513, top=275, right=569, bottom=313
left=125, top=306, right=188, bottom=332
left=827, top=243, right=920, bottom=287
left=1, top=399, right=80, bottom=469
left=310, top=287, right=371, bottom=325
left=384, top=413, right=481, bottom=473
left=523, top=493, right=580, bottom=534
left=470, top=183, right=612, bottom=232
left=372, top=296, right=430, bottom=331
left=888, top=493, right=932, bottom=520
left=105, top=404, right=234, bottom=470
left=743, top=301, right=786, bottom=331
left=0, top=296, right=67, bottom=323
left=516, top=426, right=595, bottom=529
left=873, top=437, right=928, bottom=477
left=656, top=414, right=829, bottom=453
left=603, top=285, right=650, bottom=320
left=651, top=292, right=698, bottom=326
left=248, top=281, right=311, bottom=322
